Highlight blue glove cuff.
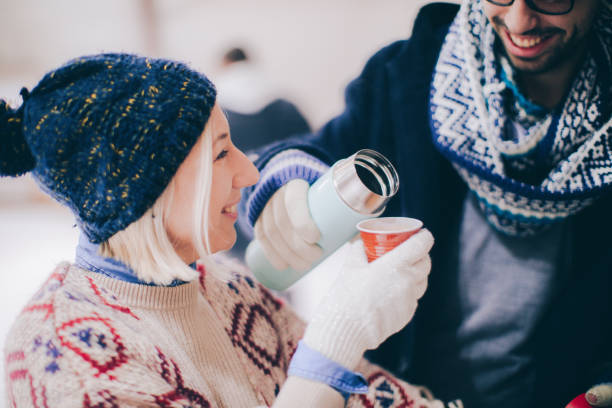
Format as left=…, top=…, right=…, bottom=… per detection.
left=245, top=149, right=329, bottom=227
left=288, top=340, right=368, bottom=401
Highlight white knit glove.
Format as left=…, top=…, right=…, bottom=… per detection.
left=302, top=228, right=434, bottom=370
left=254, top=179, right=323, bottom=271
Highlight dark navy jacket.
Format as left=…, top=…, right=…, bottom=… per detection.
left=243, top=3, right=612, bottom=407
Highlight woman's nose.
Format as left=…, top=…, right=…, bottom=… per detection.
left=234, top=149, right=260, bottom=188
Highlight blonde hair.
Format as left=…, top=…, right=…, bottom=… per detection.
left=100, top=122, right=220, bottom=285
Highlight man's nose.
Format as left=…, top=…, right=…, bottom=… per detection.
left=502, top=0, right=540, bottom=34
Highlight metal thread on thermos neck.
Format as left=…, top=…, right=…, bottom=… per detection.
left=332, top=149, right=399, bottom=215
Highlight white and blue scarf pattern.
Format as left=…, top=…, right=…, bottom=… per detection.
left=429, top=0, right=612, bottom=236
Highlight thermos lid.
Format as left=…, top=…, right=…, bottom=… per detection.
left=332, top=149, right=399, bottom=215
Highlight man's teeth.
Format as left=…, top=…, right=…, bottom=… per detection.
left=223, top=204, right=237, bottom=213
left=509, top=33, right=544, bottom=48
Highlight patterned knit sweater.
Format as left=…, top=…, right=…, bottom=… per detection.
left=4, top=260, right=439, bottom=408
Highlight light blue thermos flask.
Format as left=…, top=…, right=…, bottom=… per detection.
left=245, top=149, right=399, bottom=291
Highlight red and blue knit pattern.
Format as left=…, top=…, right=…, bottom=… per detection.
left=5, top=260, right=438, bottom=407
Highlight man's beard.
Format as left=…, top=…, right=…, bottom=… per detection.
left=492, top=19, right=583, bottom=75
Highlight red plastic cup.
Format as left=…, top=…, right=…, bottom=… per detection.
left=356, top=217, right=423, bottom=263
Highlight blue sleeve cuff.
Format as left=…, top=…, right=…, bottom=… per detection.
left=288, top=340, right=368, bottom=401
left=245, top=149, right=330, bottom=227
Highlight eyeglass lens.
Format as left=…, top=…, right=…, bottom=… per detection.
left=487, top=0, right=573, bottom=15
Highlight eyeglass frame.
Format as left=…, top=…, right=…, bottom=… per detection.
left=484, top=0, right=575, bottom=15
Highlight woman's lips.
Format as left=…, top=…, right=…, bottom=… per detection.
left=222, top=203, right=238, bottom=220
left=503, top=29, right=556, bottom=59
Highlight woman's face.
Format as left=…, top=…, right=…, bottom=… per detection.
left=166, top=104, right=259, bottom=262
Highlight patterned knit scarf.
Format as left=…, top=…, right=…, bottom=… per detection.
left=429, top=0, right=612, bottom=236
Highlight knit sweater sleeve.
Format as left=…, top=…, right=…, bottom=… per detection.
left=348, top=358, right=449, bottom=407
left=242, top=149, right=330, bottom=230
left=274, top=358, right=449, bottom=408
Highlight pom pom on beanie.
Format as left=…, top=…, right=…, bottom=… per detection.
left=0, top=89, right=36, bottom=176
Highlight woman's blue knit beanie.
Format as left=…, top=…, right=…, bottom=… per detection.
left=0, top=53, right=216, bottom=243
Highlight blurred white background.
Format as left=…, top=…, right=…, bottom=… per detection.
left=0, top=0, right=442, bottom=401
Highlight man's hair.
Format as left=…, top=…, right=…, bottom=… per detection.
left=100, top=123, right=219, bottom=284
left=223, top=47, right=248, bottom=64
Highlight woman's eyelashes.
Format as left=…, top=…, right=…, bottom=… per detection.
left=215, top=149, right=229, bottom=161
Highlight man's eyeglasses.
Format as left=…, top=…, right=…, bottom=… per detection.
left=485, top=0, right=574, bottom=15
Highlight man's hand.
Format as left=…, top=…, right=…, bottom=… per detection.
left=254, top=179, right=323, bottom=271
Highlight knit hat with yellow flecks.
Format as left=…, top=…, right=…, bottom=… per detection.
left=0, top=53, right=216, bottom=243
